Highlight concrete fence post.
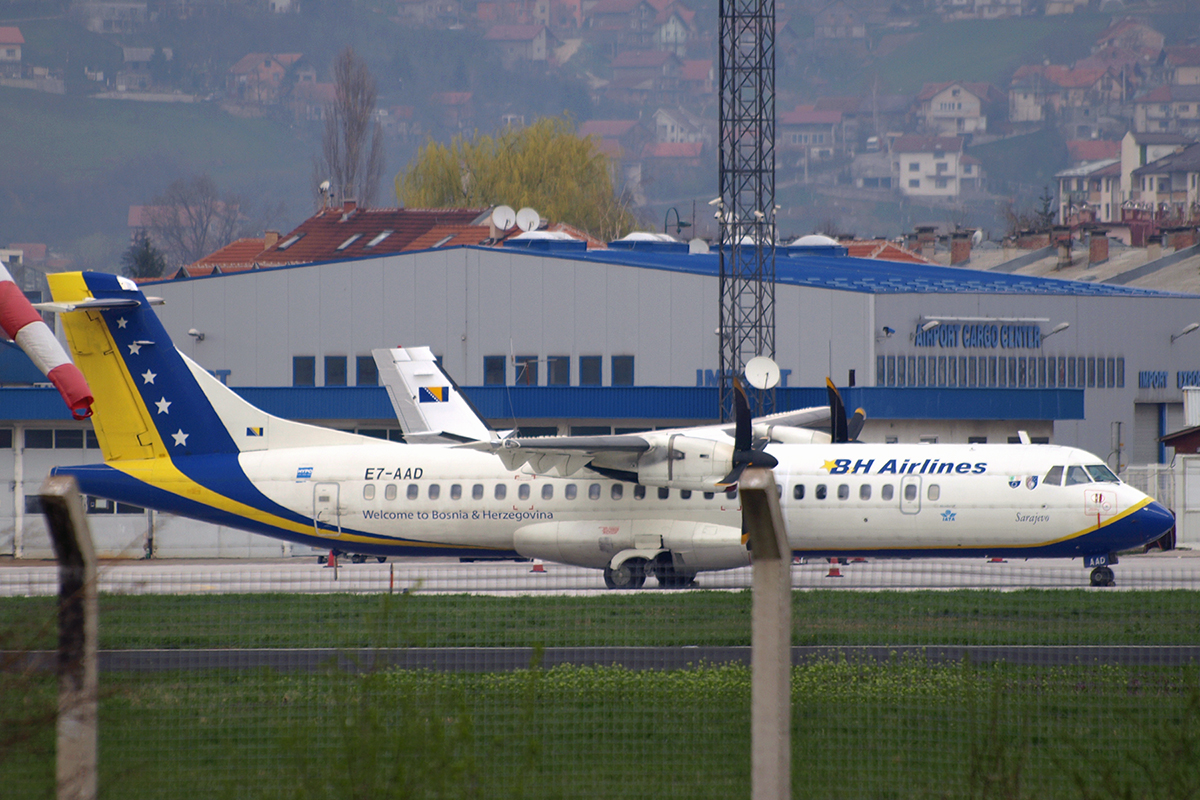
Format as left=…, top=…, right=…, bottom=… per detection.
left=738, top=467, right=792, bottom=800
left=39, top=475, right=98, bottom=800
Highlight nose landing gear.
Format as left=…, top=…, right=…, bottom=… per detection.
left=1086, top=553, right=1117, bottom=587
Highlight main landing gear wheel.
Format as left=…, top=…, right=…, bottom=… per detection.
left=604, top=558, right=647, bottom=590
left=1090, top=566, right=1115, bottom=587
left=351, top=554, right=367, bottom=564
left=651, top=554, right=695, bottom=589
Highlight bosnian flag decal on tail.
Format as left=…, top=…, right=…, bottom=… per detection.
left=247, top=427, right=264, bottom=436
left=419, top=386, right=449, bottom=403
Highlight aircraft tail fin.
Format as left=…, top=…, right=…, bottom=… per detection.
left=46, top=271, right=364, bottom=463
left=373, top=347, right=493, bottom=443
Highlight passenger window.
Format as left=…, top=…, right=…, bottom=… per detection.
left=1044, top=466, right=1063, bottom=486
left=1086, top=464, right=1119, bottom=483
left=1065, top=466, right=1091, bottom=486
left=904, top=483, right=918, bottom=501
left=658, top=487, right=670, bottom=499
left=407, top=484, right=418, bottom=500
left=542, top=484, right=553, bottom=500
left=472, top=484, right=484, bottom=500
left=881, top=484, right=894, bottom=501
left=634, top=485, right=646, bottom=500
left=777, top=485, right=783, bottom=498
left=589, top=484, right=601, bottom=500
left=703, top=491, right=714, bottom=500
left=565, top=484, right=577, bottom=500
left=451, top=484, right=462, bottom=500
left=726, top=488, right=738, bottom=500
left=793, top=484, right=805, bottom=500
left=860, top=484, right=871, bottom=500
left=680, top=489, right=692, bottom=500
left=837, top=484, right=849, bottom=500
left=518, top=484, right=530, bottom=500
left=815, top=484, right=827, bottom=500
left=494, top=484, right=507, bottom=500
left=429, top=484, right=441, bottom=500
left=928, top=484, right=940, bottom=501
left=612, top=484, right=624, bottom=500
left=363, top=484, right=375, bottom=500
left=385, top=484, right=397, bottom=501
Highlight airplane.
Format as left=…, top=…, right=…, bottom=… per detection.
left=42, top=271, right=1174, bottom=588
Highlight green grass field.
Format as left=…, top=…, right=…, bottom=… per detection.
left=6, top=660, right=1200, bottom=799
left=5, top=589, right=1200, bottom=650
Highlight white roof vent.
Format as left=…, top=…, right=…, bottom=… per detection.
left=617, top=232, right=679, bottom=243
left=791, top=234, right=840, bottom=247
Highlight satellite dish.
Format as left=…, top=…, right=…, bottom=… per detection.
left=744, top=356, right=781, bottom=390
left=492, top=205, right=516, bottom=230
left=971, top=229, right=984, bottom=246
left=515, top=207, right=540, bottom=232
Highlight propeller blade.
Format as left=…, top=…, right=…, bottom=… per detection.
left=732, top=377, right=751, bottom=452
left=826, top=378, right=848, bottom=444
left=848, top=408, right=866, bottom=441
left=719, top=462, right=747, bottom=487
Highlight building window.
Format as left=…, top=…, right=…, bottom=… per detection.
left=909, top=179, right=920, bottom=188
left=579, top=356, right=602, bottom=386
left=547, top=356, right=570, bottom=386
left=935, top=162, right=947, bottom=174
left=484, top=356, right=506, bottom=385
left=324, top=356, right=347, bottom=386
left=0, top=429, right=11, bottom=449
left=963, top=164, right=972, bottom=174
left=55, top=430, right=83, bottom=449
left=25, top=429, right=53, bottom=449
left=934, top=178, right=948, bottom=189
left=515, top=355, right=538, bottom=386
left=356, top=356, right=378, bottom=386
left=612, top=355, right=634, bottom=386
left=293, top=356, right=316, bottom=386
left=908, top=162, right=919, bottom=172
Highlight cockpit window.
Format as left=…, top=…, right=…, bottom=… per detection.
left=1044, top=466, right=1063, bottom=486
left=1064, top=466, right=1091, bottom=486
left=1086, top=464, right=1119, bottom=483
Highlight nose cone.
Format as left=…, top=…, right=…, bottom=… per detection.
left=1138, top=500, right=1176, bottom=545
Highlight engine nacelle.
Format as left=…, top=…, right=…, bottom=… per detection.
left=636, top=434, right=735, bottom=492
left=513, top=519, right=749, bottom=573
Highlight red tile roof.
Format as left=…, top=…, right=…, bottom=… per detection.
left=0, top=27, right=24, bottom=45
left=431, top=91, right=472, bottom=105
left=1166, top=46, right=1200, bottom=68
left=484, top=24, right=545, bottom=41
left=680, top=59, right=711, bottom=81
left=611, top=49, right=673, bottom=68
left=250, top=203, right=491, bottom=265
left=842, top=240, right=930, bottom=264
left=1066, top=139, right=1120, bottom=163
left=916, top=80, right=998, bottom=102
left=641, top=141, right=702, bottom=158
left=190, top=238, right=269, bottom=269
left=1012, top=64, right=1108, bottom=89
left=228, top=52, right=302, bottom=75
left=892, top=135, right=963, bottom=154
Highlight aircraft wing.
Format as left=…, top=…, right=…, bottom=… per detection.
left=460, top=434, right=651, bottom=477
left=373, top=347, right=494, bottom=443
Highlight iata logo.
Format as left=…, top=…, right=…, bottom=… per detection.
left=941, top=509, right=956, bottom=522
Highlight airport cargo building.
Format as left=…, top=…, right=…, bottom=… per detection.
left=3, top=225, right=1199, bottom=558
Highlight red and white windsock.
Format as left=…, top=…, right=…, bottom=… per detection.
left=0, top=266, right=93, bottom=419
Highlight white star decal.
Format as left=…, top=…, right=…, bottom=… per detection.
left=116, top=317, right=128, bottom=329
left=155, top=397, right=171, bottom=415
left=141, top=370, right=156, bottom=385
left=171, top=430, right=189, bottom=447
left=128, top=342, right=141, bottom=355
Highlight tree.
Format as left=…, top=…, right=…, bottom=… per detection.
left=144, top=175, right=241, bottom=268
left=121, top=233, right=167, bottom=279
left=395, top=116, right=637, bottom=241
left=318, top=47, right=385, bottom=208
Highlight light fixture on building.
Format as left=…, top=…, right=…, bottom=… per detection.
left=919, top=320, right=941, bottom=332
left=1172, top=322, right=1200, bottom=343
left=187, top=328, right=205, bottom=342
left=1043, top=322, right=1070, bottom=339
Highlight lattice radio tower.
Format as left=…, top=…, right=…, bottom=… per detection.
left=716, top=0, right=776, bottom=420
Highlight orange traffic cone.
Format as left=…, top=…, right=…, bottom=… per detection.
left=826, top=558, right=843, bottom=578
left=326, top=551, right=337, bottom=569
left=530, top=559, right=546, bottom=574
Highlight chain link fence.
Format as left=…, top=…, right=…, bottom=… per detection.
left=4, top=555, right=1200, bottom=799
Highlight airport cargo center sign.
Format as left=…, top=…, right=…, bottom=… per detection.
left=914, top=323, right=1045, bottom=349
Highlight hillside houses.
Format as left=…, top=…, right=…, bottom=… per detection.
left=0, top=27, right=22, bottom=78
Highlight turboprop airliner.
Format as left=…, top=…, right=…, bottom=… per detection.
left=43, top=271, right=1174, bottom=588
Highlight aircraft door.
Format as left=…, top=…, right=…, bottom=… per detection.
left=900, top=475, right=921, bottom=515
left=313, top=482, right=342, bottom=536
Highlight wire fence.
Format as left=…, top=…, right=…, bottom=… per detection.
left=4, top=554, right=1200, bottom=799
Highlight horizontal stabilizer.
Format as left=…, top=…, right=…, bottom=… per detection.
left=374, top=347, right=493, bottom=443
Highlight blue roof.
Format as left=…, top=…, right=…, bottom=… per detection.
left=142, top=242, right=1194, bottom=297
left=0, top=386, right=1084, bottom=423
